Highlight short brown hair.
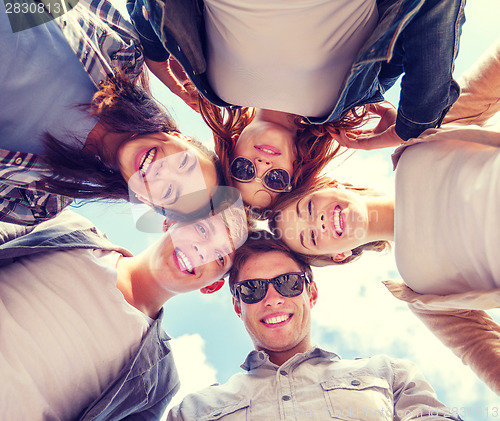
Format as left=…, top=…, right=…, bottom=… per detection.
left=228, top=230, right=313, bottom=290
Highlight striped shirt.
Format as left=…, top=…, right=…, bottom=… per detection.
left=0, top=0, right=144, bottom=225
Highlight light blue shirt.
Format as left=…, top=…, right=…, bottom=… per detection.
left=0, top=0, right=98, bottom=155
left=168, top=347, right=460, bottom=421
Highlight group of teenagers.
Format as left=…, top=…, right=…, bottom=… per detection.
left=1, top=0, right=500, bottom=418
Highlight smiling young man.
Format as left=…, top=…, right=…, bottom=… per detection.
left=167, top=232, right=461, bottom=421
left=0, top=199, right=247, bottom=420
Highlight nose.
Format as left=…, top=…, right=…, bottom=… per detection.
left=262, top=284, right=284, bottom=307
left=317, top=211, right=328, bottom=233
left=192, top=242, right=207, bottom=265
left=253, top=158, right=272, bottom=178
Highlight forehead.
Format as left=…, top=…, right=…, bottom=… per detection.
left=238, top=251, right=302, bottom=281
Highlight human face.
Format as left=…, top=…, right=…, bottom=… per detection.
left=232, top=122, right=296, bottom=209
left=145, top=213, right=235, bottom=294
left=233, top=251, right=317, bottom=356
left=118, top=132, right=218, bottom=214
left=274, top=187, right=370, bottom=259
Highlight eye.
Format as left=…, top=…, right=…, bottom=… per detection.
left=164, top=184, right=173, bottom=199
left=196, top=223, right=208, bottom=239
left=307, top=199, right=313, bottom=217
left=216, top=251, right=225, bottom=267
left=179, top=152, right=188, bottom=169
left=311, top=230, right=317, bottom=247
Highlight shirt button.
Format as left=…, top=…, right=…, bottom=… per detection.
left=14, top=157, right=23, bottom=165
left=280, top=370, right=288, bottom=376
left=142, top=5, right=149, bottom=20
left=351, top=380, right=361, bottom=386
left=282, top=395, right=291, bottom=401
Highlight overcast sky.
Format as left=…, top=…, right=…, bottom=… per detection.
left=75, top=1, right=500, bottom=419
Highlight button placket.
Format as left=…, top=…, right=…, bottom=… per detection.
left=277, top=366, right=294, bottom=419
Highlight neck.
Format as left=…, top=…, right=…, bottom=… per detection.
left=115, top=255, right=173, bottom=319
left=84, top=120, right=132, bottom=168
left=364, top=195, right=395, bottom=242
left=255, top=109, right=300, bottom=132
left=261, top=338, right=313, bottom=366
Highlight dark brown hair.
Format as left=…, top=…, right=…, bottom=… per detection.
left=42, top=71, right=220, bottom=204
left=268, top=177, right=391, bottom=267
left=228, top=230, right=313, bottom=291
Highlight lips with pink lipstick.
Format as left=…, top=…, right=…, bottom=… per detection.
left=136, top=147, right=157, bottom=177
left=330, top=205, right=344, bottom=236
left=261, top=313, right=292, bottom=327
left=173, top=247, right=195, bottom=275
left=254, top=144, right=281, bottom=156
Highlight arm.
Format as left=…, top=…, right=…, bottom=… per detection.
left=392, top=0, right=465, bottom=141
left=391, top=359, right=461, bottom=421
left=444, top=38, right=500, bottom=126
left=145, top=57, right=200, bottom=112
left=409, top=306, right=500, bottom=396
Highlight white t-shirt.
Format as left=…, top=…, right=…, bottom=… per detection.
left=0, top=249, right=150, bottom=420
left=205, top=0, right=378, bottom=117
left=395, top=138, right=500, bottom=295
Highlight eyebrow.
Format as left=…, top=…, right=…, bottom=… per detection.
left=296, top=197, right=305, bottom=217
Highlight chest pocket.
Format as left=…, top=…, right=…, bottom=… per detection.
left=321, top=376, right=392, bottom=420
left=198, top=399, right=250, bottom=421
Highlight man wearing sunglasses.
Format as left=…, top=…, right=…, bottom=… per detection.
left=167, top=231, right=460, bottom=421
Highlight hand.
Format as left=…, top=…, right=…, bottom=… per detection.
left=337, top=103, right=403, bottom=150
left=145, top=57, right=200, bottom=113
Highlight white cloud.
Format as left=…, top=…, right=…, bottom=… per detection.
left=162, top=334, right=218, bottom=420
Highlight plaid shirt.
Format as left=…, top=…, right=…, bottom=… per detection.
left=0, top=0, right=144, bottom=226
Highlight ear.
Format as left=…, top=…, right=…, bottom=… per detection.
left=331, top=250, right=352, bottom=263
left=232, top=296, right=242, bottom=318
left=199, top=279, right=225, bottom=294
left=169, top=131, right=191, bottom=142
left=309, top=281, right=318, bottom=309
left=135, top=193, right=154, bottom=207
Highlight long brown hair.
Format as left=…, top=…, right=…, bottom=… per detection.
left=42, top=71, right=220, bottom=203
left=267, top=176, right=391, bottom=267
left=198, top=98, right=369, bottom=211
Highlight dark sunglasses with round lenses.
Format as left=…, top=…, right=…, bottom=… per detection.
left=230, top=157, right=292, bottom=193
left=231, top=272, right=310, bottom=304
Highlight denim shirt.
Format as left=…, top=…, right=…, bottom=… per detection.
left=0, top=210, right=180, bottom=420
left=128, top=0, right=464, bottom=140
left=167, top=347, right=460, bottom=421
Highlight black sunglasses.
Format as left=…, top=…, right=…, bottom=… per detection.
left=231, top=272, right=310, bottom=304
left=230, top=157, right=292, bottom=193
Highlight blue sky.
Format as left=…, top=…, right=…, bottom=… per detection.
left=75, top=1, right=500, bottom=419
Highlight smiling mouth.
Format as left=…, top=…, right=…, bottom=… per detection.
left=174, top=247, right=195, bottom=275
left=332, top=206, right=344, bottom=236
left=139, top=147, right=157, bottom=177
left=262, top=314, right=291, bottom=325
left=254, top=145, right=281, bottom=156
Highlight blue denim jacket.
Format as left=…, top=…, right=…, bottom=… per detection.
left=127, top=0, right=465, bottom=140
left=0, top=210, right=180, bottom=420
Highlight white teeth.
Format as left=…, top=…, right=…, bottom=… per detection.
left=333, top=208, right=343, bottom=236
left=139, top=148, right=157, bottom=176
left=263, top=314, right=290, bottom=325
left=260, top=148, right=276, bottom=154
left=175, top=248, right=194, bottom=274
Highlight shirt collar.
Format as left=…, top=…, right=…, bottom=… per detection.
left=241, top=346, right=341, bottom=371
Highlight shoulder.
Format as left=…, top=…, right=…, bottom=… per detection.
left=168, top=372, right=251, bottom=421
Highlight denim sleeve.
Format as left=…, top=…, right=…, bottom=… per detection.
left=393, top=0, right=465, bottom=140
left=126, top=0, right=169, bottom=62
